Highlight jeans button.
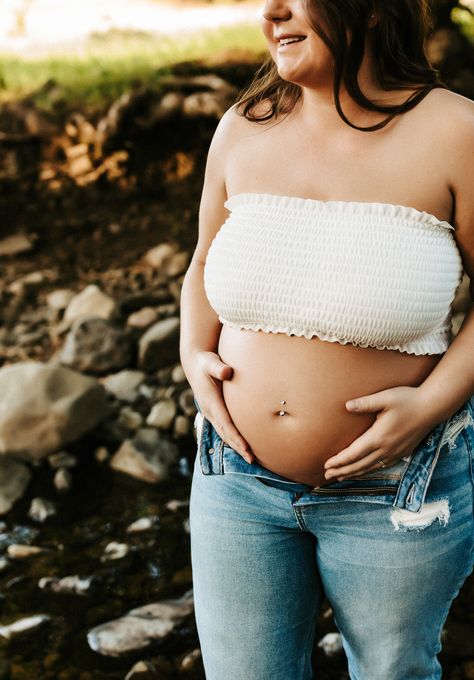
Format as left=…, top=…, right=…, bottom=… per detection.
left=209, top=447, right=215, bottom=454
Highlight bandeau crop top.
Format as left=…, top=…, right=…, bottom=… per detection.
left=203, top=192, right=464, bottom=355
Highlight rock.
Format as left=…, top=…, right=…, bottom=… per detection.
left=124, top=660, right=158, bottom=679
left=183, top=518, right=190, bottom=534
left=146, top=399, right=176, bottom=429
left=47, top=451, right=78, bottom=469
left=0, top=614, right=51, bottom=639
left=164, top=251, right=190, bottom=277
left=126, top=516, right=159, bottom=533
left=64, top=284, right=117, bottom=323
left=87, top=588, right=193, bottom=657
left=100, top=541, right=130, bottom=562
left=110, top=428, right=179, bottom=483
left=118, top=407, right=143, bottom=431
left=317, top=632, right=344, bottom=656
left=0, top=233, right=34, bottom=257
left=138, top=317, right=180, bottom=372
left=174, top=415, right=190, bottom=438
left=8, top=270, right=46, bottom=295
left=180, top=648, right=202, bottom=671
left=53, top=468, right=72, bottom=493
left=46, top=288, right=75, bottom=311
left=102, top=369, right=145, bottom=403
left=38, top=575, right=93, bottom=595
left=144, top=243, right=179, bottom=269
left=126, top=307, right=158, bottom=330
left=0, top=362, right=110, bottom=461
left=165, top=499, right=189, bottom=512
left=28, top=497, right=57, bottom=522
left=60, top=317, right=133, bottom=374
left=178, top=388, right=197, bottom=417
left=171, top=364, right=186, bottom=383
left=0, top=457, right=31, bottom=514
left=94, top=446, right=110, bottom=463
left=182, top=91, right=229, bottom=119
left=7, top=544, right=49, bottom=559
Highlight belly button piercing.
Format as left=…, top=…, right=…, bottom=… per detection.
left=278, top=401, right=287, bottom=416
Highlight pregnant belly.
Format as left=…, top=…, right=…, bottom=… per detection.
left=217, top=326, right=441, bottom=488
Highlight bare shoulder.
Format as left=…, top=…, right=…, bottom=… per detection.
left=422, top=87, right=474, bottom=137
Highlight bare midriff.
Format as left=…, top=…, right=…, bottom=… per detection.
left=217, top=325, right=442, bottom=488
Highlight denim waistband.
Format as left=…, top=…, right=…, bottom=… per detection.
left=194, top=395, right=474, bottom=511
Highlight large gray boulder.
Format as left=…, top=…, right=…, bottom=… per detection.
left=0, top=362, right=111, bottom=461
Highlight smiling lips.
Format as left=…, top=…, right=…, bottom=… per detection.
left=277, top=36, right=307, bottom=48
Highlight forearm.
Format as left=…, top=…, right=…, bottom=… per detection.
left=417, top=303, right=474, bottom=425
left=179, top=260, right=222, bottom=380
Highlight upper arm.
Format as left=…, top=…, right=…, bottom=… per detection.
left=447, top=95, right=474, bottom=300
left=192, top=103, right=241, bottom=267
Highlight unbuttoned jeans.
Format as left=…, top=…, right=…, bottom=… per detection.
left=189, top=395, right=474, bottom=680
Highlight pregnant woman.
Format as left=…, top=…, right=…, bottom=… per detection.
left=179, top=0, right=474, bottom=678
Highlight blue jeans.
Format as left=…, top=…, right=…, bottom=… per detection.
left=189, top=396, right=474, bottom=680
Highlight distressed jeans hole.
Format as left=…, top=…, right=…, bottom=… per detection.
left=390, top=499, right=450, bottom=532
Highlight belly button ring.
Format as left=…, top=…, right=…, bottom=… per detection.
left=279, top=400, right=287, bottom=416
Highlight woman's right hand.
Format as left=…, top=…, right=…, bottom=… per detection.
left=191, top=350, right=255, bottom=464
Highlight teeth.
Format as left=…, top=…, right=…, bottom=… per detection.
left=279, top=36, right=305, bottom=45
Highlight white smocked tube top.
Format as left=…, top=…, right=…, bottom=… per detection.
left=203, top=192, right=464, bottom=355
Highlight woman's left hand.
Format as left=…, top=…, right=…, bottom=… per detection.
left=324, top=385, right=436, bottom=481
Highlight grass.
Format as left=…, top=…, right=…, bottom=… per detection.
left=0, top=23, right=266, bottom=115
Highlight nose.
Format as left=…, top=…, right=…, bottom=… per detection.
left=261, top=0, right=291, bottom=23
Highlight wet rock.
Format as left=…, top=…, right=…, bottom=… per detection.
left=138, top=317, right=180, bottom=372
left=38, top=574, right=93, bottom=595
left=60, top=317, right=133, bottom=374
left=317, top=632, right=344, bottom=656
left=164, top=250, right=190, bottom=277
left=28, top=497, right=57, bottom=522
left=0, top=557, right=10, bottom=572
left=126, top=516, right=159, bottom=533
left=87, top=588, right=194, bottom=657
left=146, top=399, right=176, bottom=429
left=64, top=284, right=117, bottom=323
left=100, top=541, right=130, bottom=562
left=110, top=428, right=179, bottom=483
left=0, top=614, right=51, bottom=639
left=0, top=457, right=31, bottom=514
left=0, top=362, right=110, bottom=461
left=102, top=369, right=145, bottom=403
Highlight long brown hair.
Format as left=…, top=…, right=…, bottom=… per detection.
left=234, top=0, right=449, bottom=132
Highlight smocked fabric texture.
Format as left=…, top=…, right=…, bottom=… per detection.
left=203, top=193, right=464, bottom=355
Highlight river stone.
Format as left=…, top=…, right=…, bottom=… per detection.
left=28, top=497, right=57, bottom=522
left=0, top=457, right=31, bottom=514
left=102, top=369, right=145, bottom=403
left=87, top=588, right=194, bottom=657
left=60, top=317, right=133, bottom=374
left=138, top=317, right=180, bottom=372
left=146, top=399, right=176, bottom=429
left=0, top=362, right=111, bottom=461
left=110, top=428, right=179, bottom=483
left=64, top=284, right=117, bottom=323
left=0, top=614, right=51, bottom=639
